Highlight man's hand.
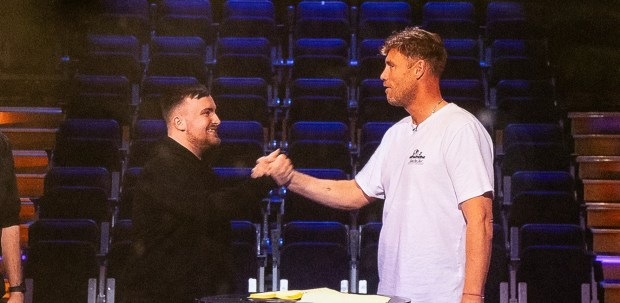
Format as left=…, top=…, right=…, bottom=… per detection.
left=7, top=291, right=24, bottom=303
left=267, top=153, right=294, bottom=187
left=251, top=149, right=281, bottom=178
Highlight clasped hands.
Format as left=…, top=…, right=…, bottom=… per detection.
left=251, top=149, right=294, bottom=186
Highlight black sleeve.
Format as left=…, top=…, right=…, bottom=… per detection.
left=135, top=160, right=275, bottom=226
left=0, top=133, right=20, bottom=228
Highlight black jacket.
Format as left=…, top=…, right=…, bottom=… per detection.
left=123, top=137, right=273, bottom=303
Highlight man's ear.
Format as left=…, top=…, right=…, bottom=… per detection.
left=414, top=60, right=426, bottom=80
left=173, top=116, right=185, bottom=131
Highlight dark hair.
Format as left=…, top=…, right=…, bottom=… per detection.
left=381, top=27, right=448, bottom=77
left=160, top=84, right=211, bottom=122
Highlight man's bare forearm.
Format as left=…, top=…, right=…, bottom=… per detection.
left=286, top=170, right=373, bottom=211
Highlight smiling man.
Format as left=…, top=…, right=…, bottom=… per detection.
left=122, top=85, right=283, bottom=303
left=265, top=28, right=494, bottom=303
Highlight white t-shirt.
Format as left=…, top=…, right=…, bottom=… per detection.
left=355, top=103, right=494, bottom=303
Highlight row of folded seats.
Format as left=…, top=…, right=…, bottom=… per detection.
left=23, top=118, right=598, bottom=302
left=70, top=0, right=554, bottom=130
left=21, top=1, right=587, bottom=302
left=84, top=0, right=537, bottom=44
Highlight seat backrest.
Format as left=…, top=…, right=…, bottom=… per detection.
left=28, top=218, right=100, bottom=248
left=289, top=121, right=349, bottom=143
left=517, top=245, right=592, bottom=303
left=39, top=186, right=111, bottom=224
left=520, top=223, right=585, bottom=252
left=283, top=221, right=349, bottom=246
left=295, top=1, right=350, bottom=40
left=25, top=240, right=99, bottom=303
left=44, top=166, right=112, bottom=196
left=509, top=190, right=580, bottom=227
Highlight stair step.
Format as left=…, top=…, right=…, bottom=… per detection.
left=16, top=173, right=45, bottom=198
left=600, top=281, right=620, bottom=303
left=591, top=228, right=620, bottom=254
left=0, top=106, right=64, bottom=128
left=12, top=150, right=49, bottom=174
left=587, top=203, right=620, bottom=228
left=597, top=256, right=620, bottom=280
left=583, top=180, right=620, bottom=202
left=19, top=200, right=36, bottom=223
left=573, top=134, right=620, bottom=156
left=568, top=112, right=620, bottom=135
left=0, top=128, right=57, bottom=150
left=577, top=156, right=620, bottom=180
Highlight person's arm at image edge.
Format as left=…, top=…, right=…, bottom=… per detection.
left=460, top=192, right=494, bottom=302
left=2, top=225, right=24, bottom=303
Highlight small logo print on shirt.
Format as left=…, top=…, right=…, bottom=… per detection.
left=409, top=149, right=425, bottom=164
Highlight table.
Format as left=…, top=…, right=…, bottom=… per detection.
left=196, top=294, right=411, bottom=303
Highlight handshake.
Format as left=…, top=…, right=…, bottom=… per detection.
left=251, top=149, right=295, bottom=187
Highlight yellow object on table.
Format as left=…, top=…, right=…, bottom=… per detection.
left=249, top=288, right=390, bottom=303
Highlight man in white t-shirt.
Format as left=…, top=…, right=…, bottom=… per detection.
left=262, top=27, right=494, bottom=303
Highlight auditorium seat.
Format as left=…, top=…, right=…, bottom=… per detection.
left=294, top=1, right=351, bottom=42
left=516, top=245, right=592, bottom=303
left=488, top=39, right=550, bottom=86
left=25, top=240, right=99, bottom=303
left=211, top=77, right=271, bottom=126
left=508, top=190, right=580, bottom=228
left=28, top=218, right=100, bottom=250
left=356, top=38, right=385, bottom=82
left=216, top=37, right=274, bottom=82
left=211, top=120, right=266, bottom=168
left=358, top=221, right=381, bottom=294
left=485, top=1, right=533, bottom=41
left=44, top=166, right=113, bottom=198
left=357, top=2, right=412, bottom=41
left=52, top=119, right=123, bottom=172
left=38, top=186, right=112, bottom=225
left=286, top=78, right=350, bottom=127
left=68, top=75, right=134, bottom=125
left=126, top=119, right=167, bottom=169
left=79, top=34, right=142, bottom=83
left=440, top=79, right=484, bottom=115
left=230, top=220, right=260, bottom=294
left=287, top=121, right=353, bottom=174
left=147, top=36, right=209, bottom=83
left=279, top=221, right=350, bottom=290
left=155, top=0, right=216, bottom=44
left=495, top=79, right=557, bottom=127
left=291, top=38, right=350, bottom=80
left=219, top=0, right=277, bottom=42
left=89, top=0, right=150, bottom=44
left=138, top=76, right=199, bottom=119
left=506, top=170, right=574, bottom=206
left=421, top=1, right=479, bottom=39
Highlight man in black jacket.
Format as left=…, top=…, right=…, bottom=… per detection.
left=122, top=85, right=289, bottom=303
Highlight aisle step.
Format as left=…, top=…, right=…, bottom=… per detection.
left=573, top=134, right=620, bottom=156
left=583, top=180, right=620, bottom=202
left=591, top=229, right=620, bottom=254
left=0, top=128, right=57, bottom=150
left=569, top=112, right=620, bottom=135
left=12, top=150, right=49, bottom=174
left=0, top=106, right=64, bottom=128
left=16, top=173, right=45, bottom=198
left=577, top=156, right=620, bottom=180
